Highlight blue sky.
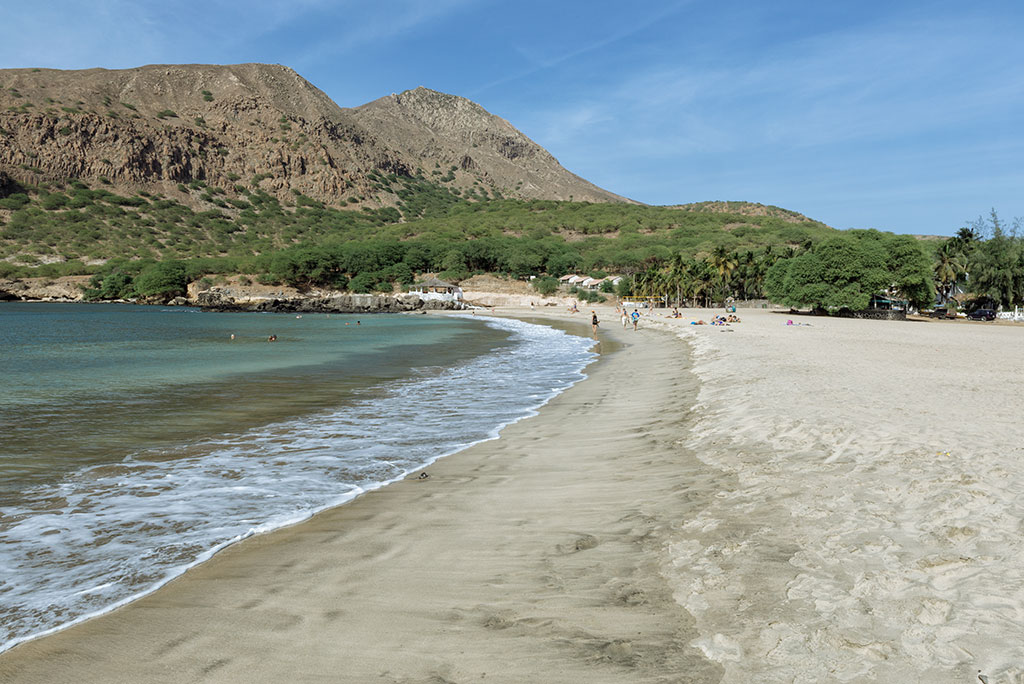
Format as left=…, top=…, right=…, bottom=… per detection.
left=2, top=0, right=1022, bottom=236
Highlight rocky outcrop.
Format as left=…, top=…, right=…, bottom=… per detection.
left=0, top=277, right=467, bottom=313
left=191, top=287, right=466, bottom=313
left=0, top=276, right=89, bottom=301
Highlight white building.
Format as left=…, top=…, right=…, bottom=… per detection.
left=409, top=277, right=463, bottom=302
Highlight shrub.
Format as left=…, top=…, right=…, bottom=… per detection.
left=532, top=276, right=559, bottom=296
left=347, top=272, right=376, bottom=293
left=0, top=193, right=30, bottom=210
left=133, top=260, right=190, bottom=299
left=40, top=193, right=68, bottom=210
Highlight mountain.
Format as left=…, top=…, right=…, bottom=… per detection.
left=349, top=87, right=627, bottom=203
left=0, top=63, right=628, bottom=209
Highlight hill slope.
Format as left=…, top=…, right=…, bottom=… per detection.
left=0, top=63, right=627, bottom=209
left=350, top=87, right=628, bottom=203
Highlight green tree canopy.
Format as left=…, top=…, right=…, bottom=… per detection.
left=764, top=231, right=933, bottom=310
left=133, top=260, right=192, bottom=299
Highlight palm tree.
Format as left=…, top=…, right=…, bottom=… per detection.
left=688, top=260, right=716, bottom=308
left=707, top=246, right=738, bottom=305
left=736, top=251, right=759, bottom=299
left=665, top=254, right=685, bottom=306
left=933, top=240, right=967, bottom=304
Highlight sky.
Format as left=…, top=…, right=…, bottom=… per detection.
left=2, top=0, right=1022, bottom=236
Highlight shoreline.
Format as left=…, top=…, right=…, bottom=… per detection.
left=8, top=304, right=1018, bottom=681
left=2, top=306, right=724, bottom=683
left=0, top=311, right=600, bottom=655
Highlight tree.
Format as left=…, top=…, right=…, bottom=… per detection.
left=933, top=240, right=967, bottom=304
left=969, top=221, right=1020, bottom=308
left=959, top=210, right=1024, bottom=309
left=133, top=260, right=190, bottom=299
left=268, top=247, right=343, bottom=289
left=883, top=234, right=934, bottom=309
left=706, top=246, right=738, bottom=304
left=532, top=276, right=559, bottom=296
left=764, top=233, right=891, bottom=310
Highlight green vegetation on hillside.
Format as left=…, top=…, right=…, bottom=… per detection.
left=4, top=175, right=1021, bottom=312
left=0, top=177, right=835, bottom=292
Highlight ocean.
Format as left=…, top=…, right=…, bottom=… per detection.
left=0, top=303, right=596, bottom=653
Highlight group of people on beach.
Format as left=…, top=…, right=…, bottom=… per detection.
left=690, top=314, right=740, bottom=326
left=613, top=306, right=641, bottom=331
left=591, top=308, right=641, bottom=335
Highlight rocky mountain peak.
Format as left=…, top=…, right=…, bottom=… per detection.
left=0, top=63, right=629, bottom=207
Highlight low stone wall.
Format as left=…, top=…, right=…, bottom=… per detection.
left=835, top=308, right=907, bottom=321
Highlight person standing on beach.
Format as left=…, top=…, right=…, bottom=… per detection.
left=591, top=310, right=599, bottom=335
left=631, top=309, right=640, bottom=331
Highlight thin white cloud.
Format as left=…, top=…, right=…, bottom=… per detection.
left=471, top=0, right=695, bottom=96
left=288, top=0, right=483, bottom=71
left=576, top=9, right=1024, bottom=161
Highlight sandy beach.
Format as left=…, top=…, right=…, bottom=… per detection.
left=0, top=312, right=723, bottom=684
left=2, top=306, right=1023, bottom=683
left=643, top=308, right=1024, bottom=683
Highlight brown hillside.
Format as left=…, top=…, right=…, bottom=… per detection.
left=0, top=63, right=629, bottom=209
left=668, top=201, right=819, bottom=224
left=350, top=87, right=629, bottom=204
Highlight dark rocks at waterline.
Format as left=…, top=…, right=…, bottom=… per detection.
left=188, top=290, right=467, bottom=314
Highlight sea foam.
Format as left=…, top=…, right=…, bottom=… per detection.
left=0, top=315, right=595, bottom=653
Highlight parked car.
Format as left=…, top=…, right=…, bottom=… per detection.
left=967, top=308, right=996, bottom=321
left=928, top=308, right=955, bottom=319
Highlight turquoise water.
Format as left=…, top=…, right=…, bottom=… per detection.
left=0, top=303, right=596, bottom=653
left=0, top=303, right=501, bottom=495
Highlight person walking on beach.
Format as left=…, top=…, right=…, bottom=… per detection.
left=591, top=310, right=599, bottom=335
left=631, top=308, right=640, bottom=331
left=621, top=308, right=629, bottom=329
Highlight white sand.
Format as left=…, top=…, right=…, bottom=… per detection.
left=645, top=309, right=1024, bottom=683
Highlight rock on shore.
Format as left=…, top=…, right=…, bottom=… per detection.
left=190, top=288, right=466, bottom=313
left=0, top=276, right=466, bottom=313
left=0, top=276, right=91, bottom=302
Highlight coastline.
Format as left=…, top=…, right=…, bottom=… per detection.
left=1, top=306, right=722, bottom=683
left=6, top=304, right=1019, bottom=682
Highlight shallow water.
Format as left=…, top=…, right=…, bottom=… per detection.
left=0, top=304, right=596, bottom=652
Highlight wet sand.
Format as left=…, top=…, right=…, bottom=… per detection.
left=0, top=312, right=723, bottom=684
